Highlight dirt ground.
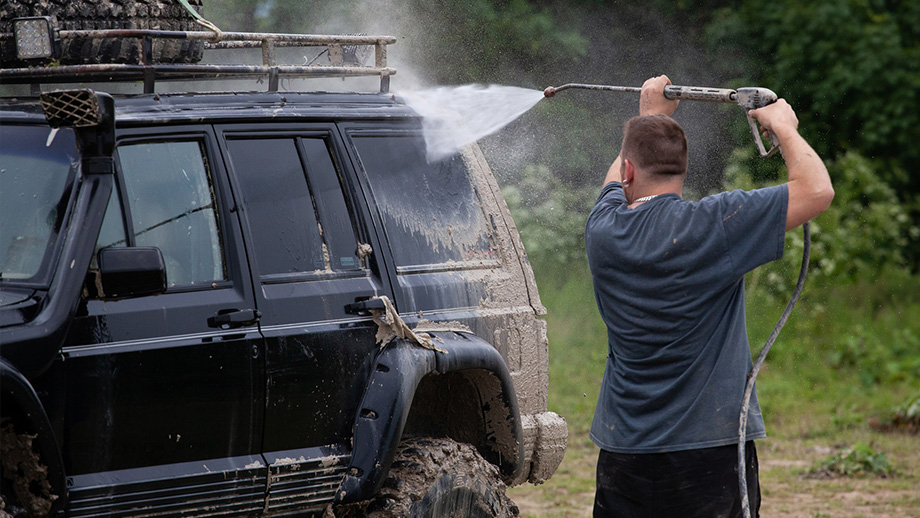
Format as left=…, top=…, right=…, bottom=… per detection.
left=507, top=435, right=920, bottom=518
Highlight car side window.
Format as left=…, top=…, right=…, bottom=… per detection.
left=113, top=140, right=226, bottom=287
left=226, top=136, right=361, bottom=278
left=351, top=134, right=494, bottom=269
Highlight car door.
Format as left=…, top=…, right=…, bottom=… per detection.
left=61, top=128, right=267, bottom=516
left=341, top=123, right=497, bottom=314
left=218, top=123, right=391, bottom=514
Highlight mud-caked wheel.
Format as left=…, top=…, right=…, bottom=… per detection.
left=0, top=420, right=55, bottom=518
left=340, top=438, right=519, bottom=518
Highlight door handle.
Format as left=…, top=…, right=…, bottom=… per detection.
left=208, top=308, right=261, bottom=329
left=344, top=297, right=386, bottom=316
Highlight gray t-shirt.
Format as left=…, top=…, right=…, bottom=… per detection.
left=586, top=181, right=788, bottom=453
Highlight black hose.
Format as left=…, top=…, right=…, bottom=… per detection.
left=739, top=221, right=811, bottom=518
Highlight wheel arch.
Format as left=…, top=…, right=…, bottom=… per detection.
left=335, top=332, right=523, bottom=505
left=403, top=368, right=519, bottom=480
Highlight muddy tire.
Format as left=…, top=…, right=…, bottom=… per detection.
left=0, top=421, right=55, bottom=518
left=0, top=0, right=205, bottom=67
left=339, top=438, right=519, bottom=518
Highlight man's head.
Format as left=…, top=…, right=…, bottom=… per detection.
left=621, top=115, right=688, bottom=180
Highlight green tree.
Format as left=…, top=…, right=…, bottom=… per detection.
left=725, top=148, right=917, bottom=294
left=707, top=0, right=920, bottom=170
left=705, top=0, right=920, bottom=266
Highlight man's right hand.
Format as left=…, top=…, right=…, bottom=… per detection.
left=749, top=99, right=799, bottom=142
left=640, top=75, right=679, bottom=117
left=750, top=99, right=834, bottom=231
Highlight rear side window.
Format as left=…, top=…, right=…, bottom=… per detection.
left=115, top=140, right=226, bottom=287
left=226, top=136, right=361, bottom=278
left=351, top=135, right=493, bottom=269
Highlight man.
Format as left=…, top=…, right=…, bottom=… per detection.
left=585, top=75, right=834, bottom=517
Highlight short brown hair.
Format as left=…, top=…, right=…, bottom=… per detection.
left=621, top=115, right=688, bottom=177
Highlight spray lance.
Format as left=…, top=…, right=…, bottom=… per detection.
left=544, top=83, right=781, bottom=157
left=544, top=82, right=810, bottom=518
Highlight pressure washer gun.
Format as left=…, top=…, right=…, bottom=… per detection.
left=543, top=83, right=780, bottom=157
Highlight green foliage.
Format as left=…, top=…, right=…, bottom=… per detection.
left=724, top=149, right=916, bottom=294
left=529, top=259, right=607, bottom=437
left=705, top=0, right=920, bottom=264
left=808, top=442, right=892, bottom=478
left=206, top=0, right=587, bottom=85
left=502, top=164, right=595, bottom=268
left=743, top=258, right=920, bottom=391
left=827, top=326, right=920, bottom=387
left=813, top=153, right=917, bottom=281
left=872, top=394, right=920, bottom=434
left=831, top=405, right=865, bottom=431
left=705, top=0, right=920, bottom=171
left=374, top=0, right=585, bottom=85
left=891, top=395, right=920, bottom=430
left=898, top=395, right=920, bottom=422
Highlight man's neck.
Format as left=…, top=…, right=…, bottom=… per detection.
left=627, top=184, right=682, bottom=208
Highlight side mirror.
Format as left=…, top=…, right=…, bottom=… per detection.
left=98, top=247, right=167, bottom=299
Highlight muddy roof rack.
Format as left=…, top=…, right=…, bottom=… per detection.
left=0, top=29, right=397, bottom=94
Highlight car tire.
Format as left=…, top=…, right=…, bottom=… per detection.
left=339, top=437, right=519, bottom=518
left=0, top=421, right=54, bottom=518
left=0, top=0, right=205, bottom=67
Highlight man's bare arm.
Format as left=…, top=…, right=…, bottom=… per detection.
left=604, top=154, right=624, bottom=185
left=750, top=100, right=834, bottom=231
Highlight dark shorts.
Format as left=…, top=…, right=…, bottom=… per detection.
left=593, top=441, right=760, bottom=518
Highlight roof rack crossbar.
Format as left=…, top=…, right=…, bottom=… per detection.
left=0, top=29, right=397, bottom=94
left=41, top=30, right=398, bottom=46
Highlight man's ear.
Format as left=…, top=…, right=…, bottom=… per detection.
left=623, top=159, right=636, bottom=185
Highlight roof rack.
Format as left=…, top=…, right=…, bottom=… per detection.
left=0, top=30, right=397, bottom=94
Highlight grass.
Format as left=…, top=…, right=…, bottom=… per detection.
left=507, top=261, right=920, bottom=517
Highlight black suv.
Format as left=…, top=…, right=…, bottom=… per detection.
left=0, top=10, right=566, bottom=518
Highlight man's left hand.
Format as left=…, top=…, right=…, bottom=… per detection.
left=640, top=75, right=679, bottom=117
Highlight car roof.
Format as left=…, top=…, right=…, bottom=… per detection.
left=0, top=90, right=420, bottom=125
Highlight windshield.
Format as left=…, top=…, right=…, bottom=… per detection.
left=0, top=124, right=78, bottom=284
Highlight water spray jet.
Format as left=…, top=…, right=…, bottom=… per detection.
left=399, top=84, right=545, bottom=162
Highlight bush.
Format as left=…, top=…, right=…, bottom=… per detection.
left=826, top=326, right=920, bottom=386
left=502, top=164, right=595, bottom=269
left=806, top=442, right=892, bottom=478
left=871, top=395, right=920, bottom=435
left=724, top=149, right=917, bottom=297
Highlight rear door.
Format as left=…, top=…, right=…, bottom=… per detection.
left=218, top=123, right=391, bottom=514
left=340, top=123, right=497, bottom=315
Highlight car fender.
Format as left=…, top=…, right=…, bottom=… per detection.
left=335, top=332, right=523, bottom=504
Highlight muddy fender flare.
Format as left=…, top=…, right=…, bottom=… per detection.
left=335, top=333, right=524, bottom=504
left=0, top=358, right=67, bottom=514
